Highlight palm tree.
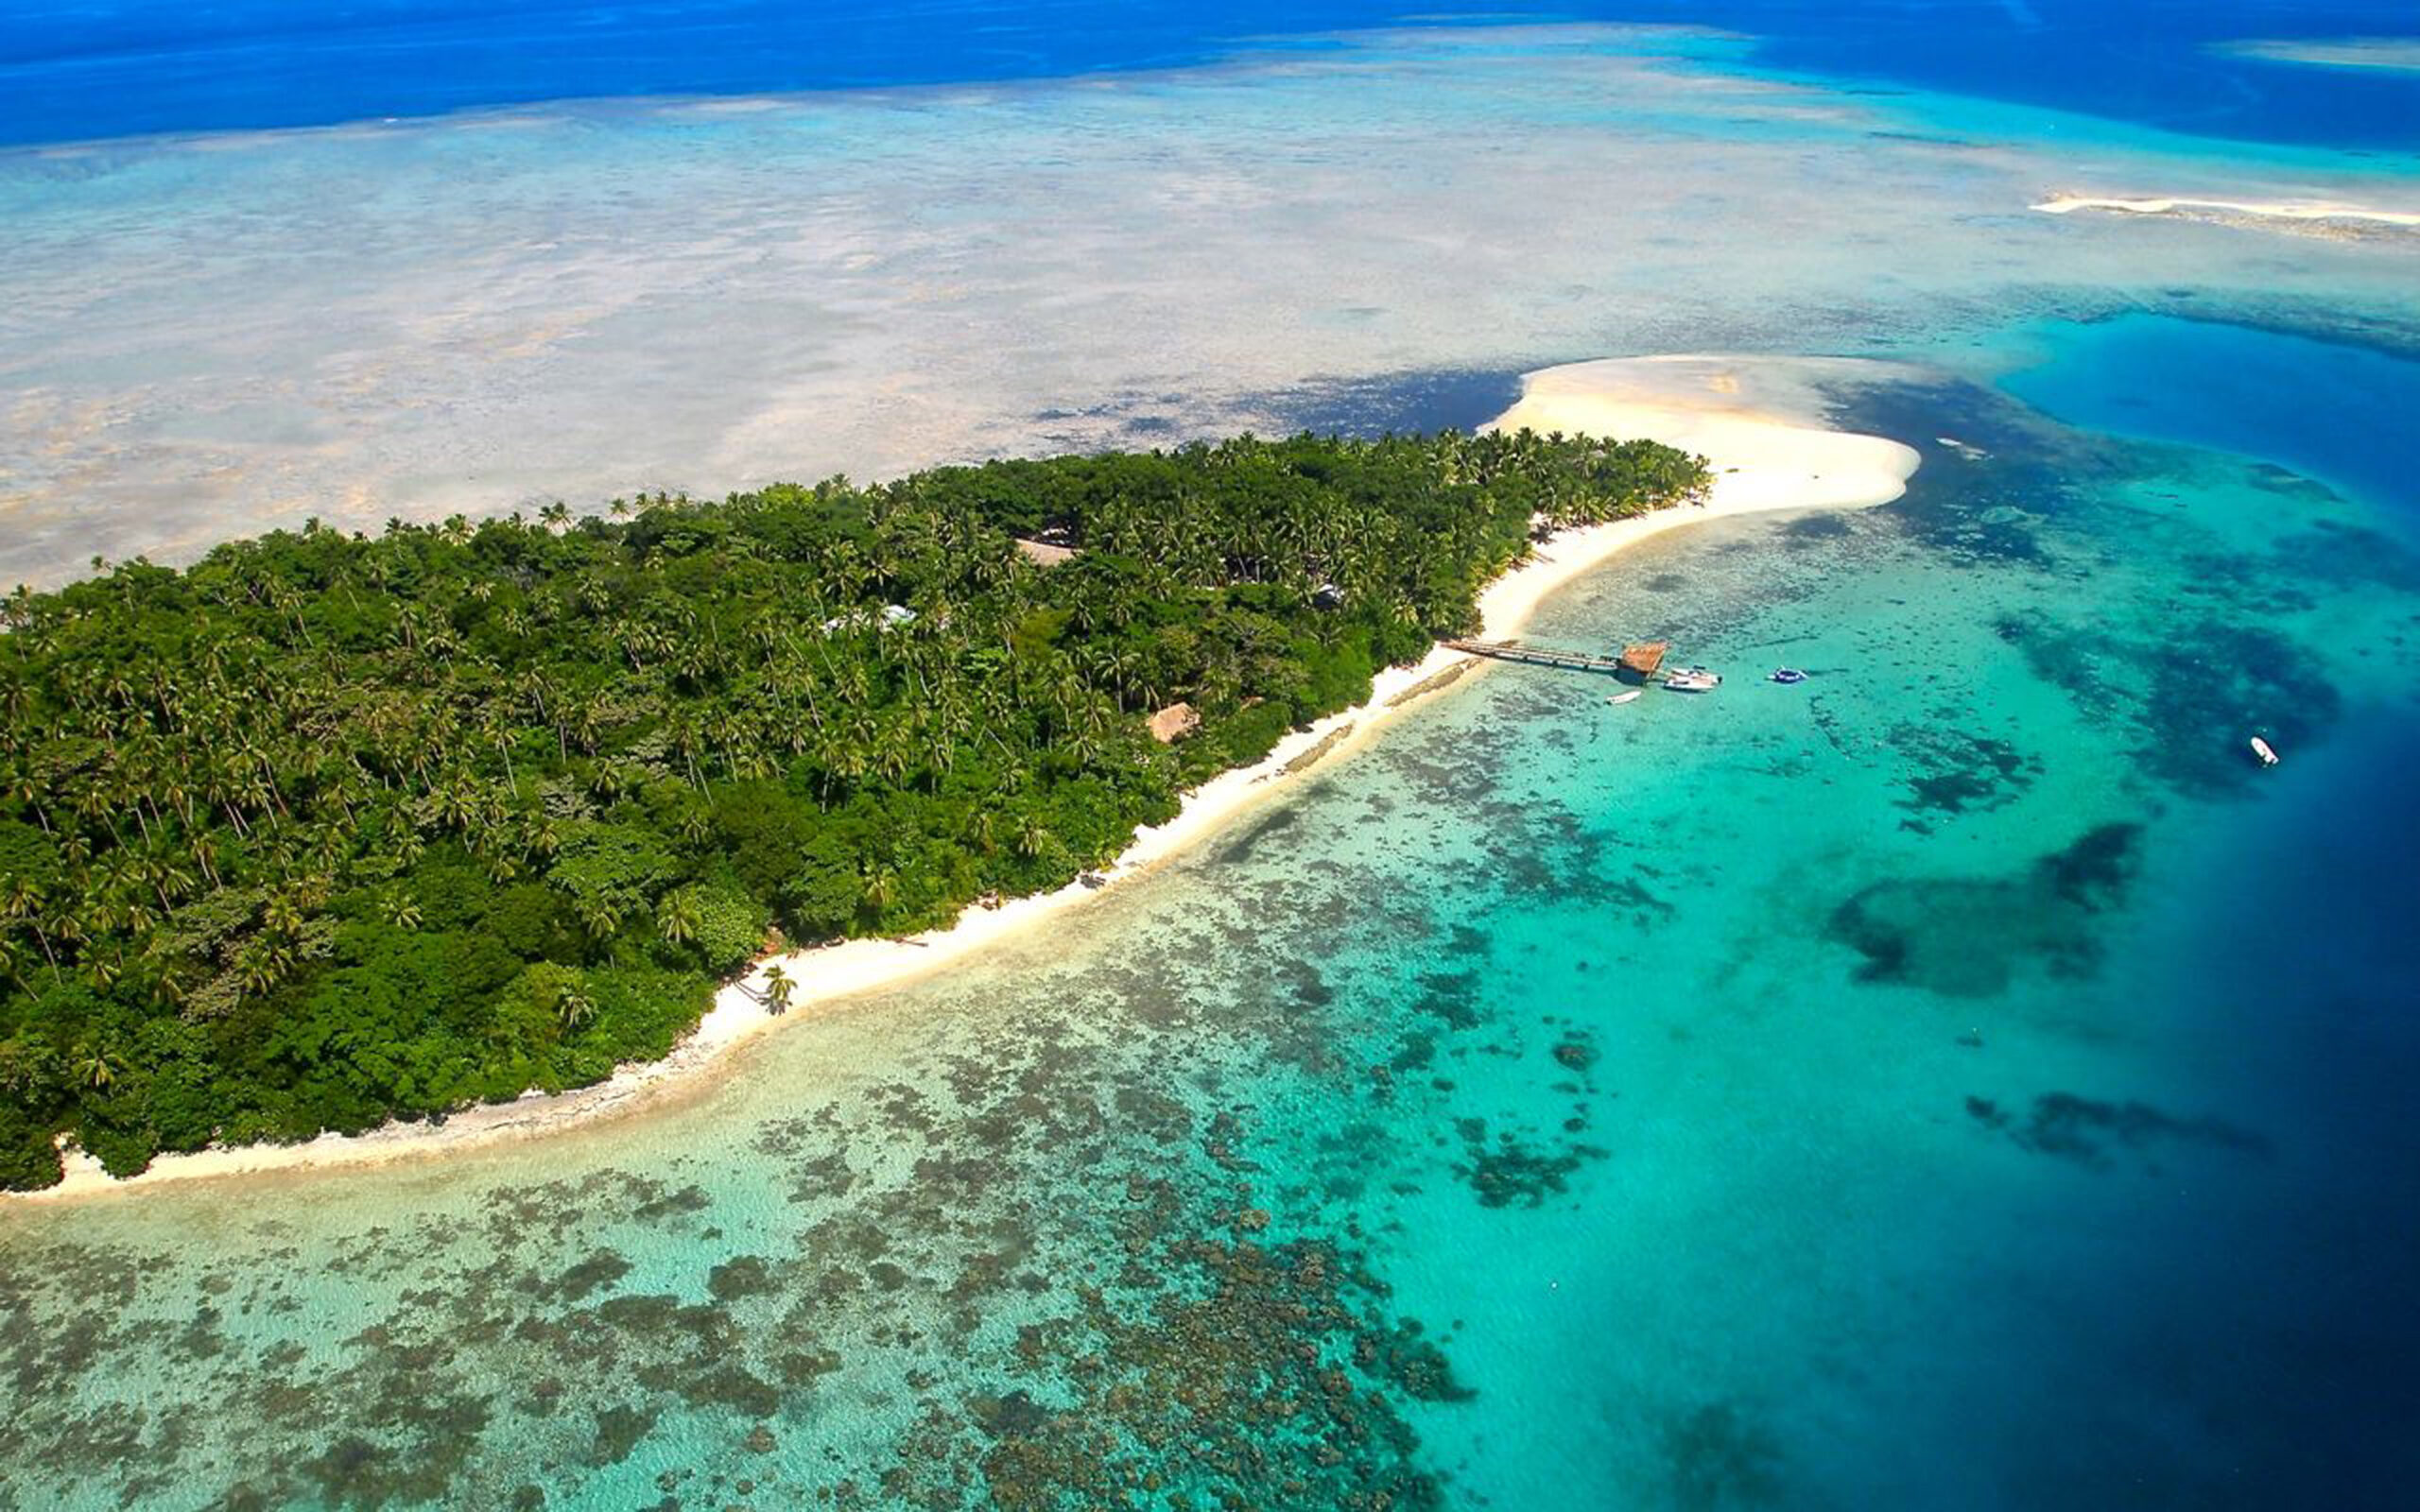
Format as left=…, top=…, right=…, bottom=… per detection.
left=1, top=877, right=55, bottom=974
left=555, top=986, right=596, bottom=1032
left=189, top=832, right=221, bottom=888
left=760, top=963, right=794, bottom=1014
left=234, top=938, right=296, bottom=1000
left=656, top=887, right=702, bottom=947
left=261, top=890, right=306, bottom=941
left=1014, top=816, right=1050, bottom=861
left=72, top=1040, right=128, bottom=1091
left=859, top=864, right=898, bottom=914
left=575, top=897, right=621, bottom=941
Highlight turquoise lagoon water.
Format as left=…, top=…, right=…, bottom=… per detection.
left=5, top=323, right=2418, bottom=1508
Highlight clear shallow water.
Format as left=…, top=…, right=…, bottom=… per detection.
left=5, top=338, right=2417, bottom=1509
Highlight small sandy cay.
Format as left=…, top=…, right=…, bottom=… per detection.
left=24, top=353, right=1919, bottom=1198
left=2033, top=193, right=2420, bottom=239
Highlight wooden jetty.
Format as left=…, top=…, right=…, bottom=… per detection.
left=1442, top=638, right=1629, bottom=675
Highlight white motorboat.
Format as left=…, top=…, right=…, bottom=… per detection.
left=1664, top=666, right=1722, bottom=693
left=1606, top=690, right=1644, bottom=705
left=2249, top=735, right=2279, bottom=767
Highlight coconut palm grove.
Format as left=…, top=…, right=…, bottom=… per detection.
left=0, top=430, right=1707, bottom=1187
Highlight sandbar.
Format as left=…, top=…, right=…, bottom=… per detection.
left=2213, top=38, right=2420, bottom=77
left=2033, top=194, right=2420, bottom=232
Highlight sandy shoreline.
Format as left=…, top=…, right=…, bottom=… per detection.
left=20, top=355, right=1919, bottom=1201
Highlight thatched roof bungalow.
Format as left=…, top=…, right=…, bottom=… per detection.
left=1014, top=538, right=1079, bottom=567
left=1618, top=641, right=1670, bottom=678
left=1147, top=702, right=1201, bottom=743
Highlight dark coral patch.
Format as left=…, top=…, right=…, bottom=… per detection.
left=706, top=1256, right=776, bottom=1302
left=1410, top=970, right=1486, bottom=1031
left=890, top=1235, right=1457, bottom=1512
left=589, top=1403, right=658, bottom=1467
left=1891, top=727, right=2040, bottom=817
left=1663, top=1401, right=1784, bottom=1511
left=1828, top=824, right=2140, bottom=996
left=1215, top=805, right=1299, bottom=865
left=543, top=1249, right=632, bottom=1305
left=1966, top=1092, right=2270, bottom=1168
left=1451, top=1117, right=1606, bottom=1208
left=2001, top=610, right=2342, bottom=797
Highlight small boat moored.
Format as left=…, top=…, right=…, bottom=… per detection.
left=1770, top=667, right=1807, bottom=685
left=2249, top=735, right=2280, bottom=768
left=1664, top=666, right=1722, bottom=693
left=1606, top=690, right=1644, bottom=706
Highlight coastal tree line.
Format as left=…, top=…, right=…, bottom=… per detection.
left=0, top=429, right=1707, bottom=1187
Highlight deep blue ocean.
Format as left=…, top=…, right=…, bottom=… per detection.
left=6, top=0, right=2420, bottom=149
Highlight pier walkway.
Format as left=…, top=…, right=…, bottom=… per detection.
left=1442, top=638, right=1629, bottom=675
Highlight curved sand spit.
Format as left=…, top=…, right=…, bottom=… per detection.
left=22, top=355, right=1920, bottom=1199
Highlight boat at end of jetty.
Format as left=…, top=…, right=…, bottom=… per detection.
left=1664, top=666, right=1722, bottom=693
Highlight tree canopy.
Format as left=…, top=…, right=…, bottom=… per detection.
left=0, top=428, right=1706, bottom=1187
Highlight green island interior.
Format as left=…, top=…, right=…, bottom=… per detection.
left=0, top=430, right=1707, bottom=1187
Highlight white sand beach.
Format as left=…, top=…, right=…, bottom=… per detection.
left=21, top=355, right=1918, bottom=1199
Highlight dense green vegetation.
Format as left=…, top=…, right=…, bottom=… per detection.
left=0, top=429, right=1706, bottom=1187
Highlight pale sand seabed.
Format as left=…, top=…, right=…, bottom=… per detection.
left=18, top=352, right=1919, bottom=1200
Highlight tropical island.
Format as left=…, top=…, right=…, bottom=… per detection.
left=0, top=429, right=1709, bottom=1189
